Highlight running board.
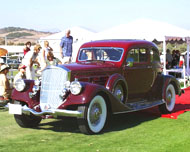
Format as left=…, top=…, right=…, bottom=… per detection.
left=113, top=99, right=164, bottom=114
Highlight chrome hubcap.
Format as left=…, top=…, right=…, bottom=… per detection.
left=166, top=90, right=172, bottom=105
left=89, top=103, right=102, bottom=126
left=114, top=85, right=124, bottom=102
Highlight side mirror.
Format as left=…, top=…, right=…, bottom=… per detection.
left=126, top=61, right=133, bottom=67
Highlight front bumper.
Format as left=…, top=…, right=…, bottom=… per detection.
left=6, top=104, right=84, bottom=118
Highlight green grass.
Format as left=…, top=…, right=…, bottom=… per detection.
left=1, top=109, right=190, bottom=152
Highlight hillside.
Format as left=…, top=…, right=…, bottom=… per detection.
left=0, top=27, right=54, bottom=45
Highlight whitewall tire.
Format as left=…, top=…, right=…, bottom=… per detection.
left=77, top=95, right=107, bottom=134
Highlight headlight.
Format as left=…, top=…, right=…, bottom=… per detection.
left=70, top=81, right=82, bottom=95
left=14, top=79, right=26, bottom=92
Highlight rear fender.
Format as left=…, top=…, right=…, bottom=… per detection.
left=105, top=73, right=128, bottom=98
left=161, top=75, right=181, bottom=100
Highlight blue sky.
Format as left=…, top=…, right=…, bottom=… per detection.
left=0, top=0, right=190, bottom=32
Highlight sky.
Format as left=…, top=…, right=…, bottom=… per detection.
left=0, top=0, right=190, bottom=32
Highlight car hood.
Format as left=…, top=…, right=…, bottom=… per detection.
left=58, top=62, right=120, bottom=81
left=61, top=62, right=117, bottom=71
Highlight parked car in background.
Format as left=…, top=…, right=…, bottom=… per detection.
left=9, top=40, right=182, bottom=134
left=7, top=59, right=21, bottom=69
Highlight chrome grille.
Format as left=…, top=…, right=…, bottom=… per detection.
left=40, top=66, right=70, bottom=111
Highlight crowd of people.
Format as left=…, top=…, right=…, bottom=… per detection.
left=0, top=29, right=73, bottom=106
left=166, top=49, right=190, bottom=69
left=166, top=49, right=181, bottom=69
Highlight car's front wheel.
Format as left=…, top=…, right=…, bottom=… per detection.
left=14, top=113, right=42, bottom=128
left=159, top=84, right=176, bottom=114
left=77, top=95, right=107, bottom=134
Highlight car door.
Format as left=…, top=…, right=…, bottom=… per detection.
left=124, top=47, right=154, bottom=99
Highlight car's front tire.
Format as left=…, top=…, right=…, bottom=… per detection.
left=14, top=113, right=42, bottom=128
left=159, top=84, right=176, bottom=114
left=77, top=95, right=107, bottom=134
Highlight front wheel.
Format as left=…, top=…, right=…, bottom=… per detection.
left=77, top=95, right=107, bottom=134
left=159, top=84, right=176, bottom=114
left=14, top=113, right=42, bottom=128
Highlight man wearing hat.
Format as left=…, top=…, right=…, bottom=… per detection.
left=13, top=64, right=26, bottom=87
left=22, top=44, right=43, bottom=80
left=0, top=64, right=12, bottom=106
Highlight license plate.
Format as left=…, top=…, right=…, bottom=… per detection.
left=9, top=103, right=22, bottom=115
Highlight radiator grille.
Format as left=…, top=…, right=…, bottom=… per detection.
left=40, top=66, right=70, bottom=111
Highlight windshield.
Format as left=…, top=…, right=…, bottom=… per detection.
left=78, top=47, right=124, bottom=62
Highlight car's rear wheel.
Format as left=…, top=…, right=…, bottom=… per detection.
left=159, top=84, right=176, bottom=114
left=77, top=95, right=107, bottom=134
left=113, top=82, right=126, bottom=103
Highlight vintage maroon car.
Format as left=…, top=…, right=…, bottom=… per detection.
left=9, top=40, right=182, bottom=134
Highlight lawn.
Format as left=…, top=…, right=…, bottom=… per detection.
left=1, top=108, right=190, bottom=152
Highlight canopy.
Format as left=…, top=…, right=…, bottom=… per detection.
left=93, top=19, right=190, bottom=41
left=39, top=26, right=95, bottom=61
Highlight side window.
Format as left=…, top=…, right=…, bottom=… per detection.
left=150, top=48, right=160, bottom=62
left=139, top=48, right=148, bottom=62
left=126, top=49, right=138, bottom=63
left=126, top=48, right=148, bottom=63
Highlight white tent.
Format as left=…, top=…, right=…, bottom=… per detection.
left=93, top=19, right=190, bottom=78
left=39, top=26, right=95, bottom=61
left=93, top=19, right=190, bottom=41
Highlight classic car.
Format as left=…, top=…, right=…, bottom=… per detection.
left=8, top=39, right=182, bottom=134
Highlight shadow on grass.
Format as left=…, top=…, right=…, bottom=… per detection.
left=104, top=111, right=159, bottom=133
left=36, top=117, right=80, bottom=133
left=35, top=111, right=159, bottom=134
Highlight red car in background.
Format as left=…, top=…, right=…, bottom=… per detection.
left=9, top=40, right=182, bottom=134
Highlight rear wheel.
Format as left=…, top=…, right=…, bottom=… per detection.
left=159, top=84, right=176, bottom=114
left=77, top=95, right=107, bottom=134
left=113, top=82, right=126, bottom=103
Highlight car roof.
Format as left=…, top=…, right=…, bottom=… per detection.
left=80, top=39, right=157, bottom=49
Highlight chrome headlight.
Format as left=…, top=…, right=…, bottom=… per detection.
left=14, top=79, right=26, bottom=92
left=70, top=81, right=82, bottom=95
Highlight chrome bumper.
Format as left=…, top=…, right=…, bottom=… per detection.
left=6, top=104, right=84, bottom=118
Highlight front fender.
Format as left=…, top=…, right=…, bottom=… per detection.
left=11, top=80, right=40, bottom=108
left=60, top=82, right=131, bottom=114
left=60, top=82, right=107, bottom=108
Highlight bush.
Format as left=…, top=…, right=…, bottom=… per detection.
left=6, top=32, right=33, bottom=39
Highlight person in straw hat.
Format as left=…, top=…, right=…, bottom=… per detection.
left=22, top=44, right=43, bottom=80
left=0, top=64, right=12, bottom=106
